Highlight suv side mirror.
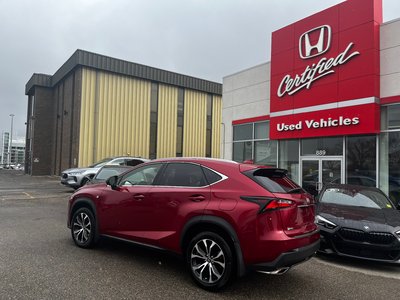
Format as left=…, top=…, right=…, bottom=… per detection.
left=106, top=175, right=119, bottom=190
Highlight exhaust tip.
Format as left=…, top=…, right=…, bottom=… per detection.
left=257, top=267, right=290, bottom=275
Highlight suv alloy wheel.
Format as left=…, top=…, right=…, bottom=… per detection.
left=71, top=207, right=97, bottom=248
left=187, top=232, right=233, bottom=291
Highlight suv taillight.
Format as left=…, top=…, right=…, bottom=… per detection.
left=241, top=196, right=295, bottom=213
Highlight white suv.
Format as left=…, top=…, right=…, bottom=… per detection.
left=61, top=157, right=149, bottom=189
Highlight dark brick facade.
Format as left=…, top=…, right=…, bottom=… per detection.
left=25, top=69, right=82, bottom=176
left=29, top=87, right=56, bottom=175
left=53, top=69, right=82, bottom=175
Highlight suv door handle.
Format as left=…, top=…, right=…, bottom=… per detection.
left=133, top=194, right=145, bottom=201
left=189, top=195, right=205, bottom=202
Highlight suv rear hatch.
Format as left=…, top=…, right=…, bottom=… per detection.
left=242, top=167, right=317, bottom=237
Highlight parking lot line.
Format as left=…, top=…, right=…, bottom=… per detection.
left=23, top=192, right=34, bottom=199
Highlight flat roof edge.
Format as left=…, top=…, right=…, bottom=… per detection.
left=26, top=49, right=222, bottom=95
left=25, top=73, right=52, bottom=95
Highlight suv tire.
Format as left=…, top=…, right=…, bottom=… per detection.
left=186, top=231, right=234, bottom=291
left=71, top=207, right=97, bottom=248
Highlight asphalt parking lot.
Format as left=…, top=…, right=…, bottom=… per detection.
left=1, top=169, right=400, bottom=299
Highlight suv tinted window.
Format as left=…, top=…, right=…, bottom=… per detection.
left=126, top=159, right=144, bottom=166
left=96, top=167, right=131, bottom=180
left=120, top=164, right=162, bottom=186
left=159, top=163, right=206, bottom=187
left=246, top=168, right=299, bottom=193
left=110, top=158, right=126, bottom=166
left=202, top=167, right=222, bottom=185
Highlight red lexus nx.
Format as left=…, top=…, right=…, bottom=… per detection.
left=68, top=158, right=319, bottom=291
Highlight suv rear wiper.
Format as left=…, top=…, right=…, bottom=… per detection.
left=287, top=187, right=303, bottom=194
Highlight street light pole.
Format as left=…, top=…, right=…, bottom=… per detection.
left=8, top=114, right=14, bottom=167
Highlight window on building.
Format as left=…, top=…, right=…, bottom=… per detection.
left=232, top=121, right=277, bottom=166
left=206, top=95, right=213, bottom=157
left=380, top=105, right=400, bottom=207
left=176, top=89, right=184, bottom=157
left=279, top=139, right=299, bottom=183
left=149, top=83, right=158, bottom=159
left=301, top=137, right=343, bottom=156
left=346, top=135, right=376, bottom=187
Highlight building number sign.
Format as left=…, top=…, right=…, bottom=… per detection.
left=315, top=150, right=326, bottom=156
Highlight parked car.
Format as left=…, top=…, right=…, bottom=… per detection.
left=68, top=158, right=319, bottom=291
left=85, top=165, right=134, bottom=185
left=61, top=156, right=149, bottom=189
left=316, top=184, right=400, bottom=263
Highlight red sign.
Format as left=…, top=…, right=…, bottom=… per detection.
left=270, top=0, right=382, bottom=139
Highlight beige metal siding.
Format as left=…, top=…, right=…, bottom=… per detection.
left=157, top=85, right=178, bottom=158
left=79, top=68, right=151, bottom=166
left=183, top=90, right=207, bottom=156
left=79, top=68, right=96, bottom=166
left=212, top=95, right=222, bottom=158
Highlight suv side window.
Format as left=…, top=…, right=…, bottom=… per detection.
left=125, top=159, right=144, bottom=166
left=110, top=158, right=126, bottom=166
left=120, top=164, right=162, bottom=186
left=159, top=163, right=207, bottom=187
left=202, top=167, right=222, bottom=185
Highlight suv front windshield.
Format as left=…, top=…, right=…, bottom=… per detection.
left=320, top=188, right=393, bottom=209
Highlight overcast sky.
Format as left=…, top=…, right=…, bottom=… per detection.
left=0, top=0, right=399, bottom=139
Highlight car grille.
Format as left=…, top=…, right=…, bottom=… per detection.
left=339, top=228, right=395, bottom=245
left=334, top=243, right=400, bottom=261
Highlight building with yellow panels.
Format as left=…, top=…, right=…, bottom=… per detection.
left=25, top=50, right=222, bottom=175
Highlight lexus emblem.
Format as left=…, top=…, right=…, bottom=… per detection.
left=299, top=25, right=331, bottom=59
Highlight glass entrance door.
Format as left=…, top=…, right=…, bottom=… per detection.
left=301, top=158, right=343, bottom=196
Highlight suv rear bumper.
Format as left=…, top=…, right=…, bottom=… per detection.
left=250, top=240, right=320, bottom=272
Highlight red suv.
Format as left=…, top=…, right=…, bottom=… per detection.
left=68, top=158, right=319, bottom=291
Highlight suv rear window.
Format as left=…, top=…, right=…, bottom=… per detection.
left=245, top=168, right=300, bottom=193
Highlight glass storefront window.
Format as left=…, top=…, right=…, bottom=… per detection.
left=388, top=106, right=400, bottom=130
left=232, top=121, right=277, bottom=165
left=255, top=122, right=269, bottom=139
left=381, top=105, right=400, bottom=131
left=254, top=140, right=277, bottom=166
left=301, top=137, right=343, bottom=156
left=233, top=141, right=252, bottom=162
left=233, top=124, right=252, bottom=141
left=380, top=132, right=400, bottom=207
left=346, top=135, right=376, bottom=186
left=279, top=139, right=299, bottom=183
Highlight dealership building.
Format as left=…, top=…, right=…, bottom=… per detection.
left=222, top=0, right=400, bottom=201
left=25, top=50, right=222, bottom=176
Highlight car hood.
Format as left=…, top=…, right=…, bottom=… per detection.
left=318, top=203, right=400, bottom=230
left=62, top=167, right=99, bottom=174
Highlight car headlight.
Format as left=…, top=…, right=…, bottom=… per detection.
left=315, top=215, right=337, bottom=229
left=395, top=230, right=400, bottom=238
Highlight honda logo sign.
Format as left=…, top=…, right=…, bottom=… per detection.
left=299, top=25, right=331, bottom=59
